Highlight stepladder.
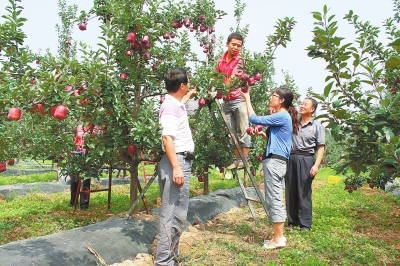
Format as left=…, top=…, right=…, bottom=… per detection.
left=206, top=99, right=269, bottom=224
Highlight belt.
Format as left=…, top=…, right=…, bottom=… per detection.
left=290, top=150, right=314, bottom=156
left=266, top=153, right=288, bottom=162
left=176, top=151, right=195, bottom=160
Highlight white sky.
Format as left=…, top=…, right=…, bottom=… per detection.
left=0, top=0, right=395, bottom=98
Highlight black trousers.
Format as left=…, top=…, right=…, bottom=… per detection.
left=285, top=154, right=314, bottom=228
left=70, top=175, right=91, bottom=209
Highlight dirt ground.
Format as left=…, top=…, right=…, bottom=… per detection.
left=110, top=207, right=249, bottom=266
left=109, top=181, right=400, bottom=266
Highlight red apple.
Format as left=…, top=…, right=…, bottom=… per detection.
left=246, top=127, right=254, bottom=135
left=197, top=176, right=204, bottom=182
left=8, top=107, right=22, bottom=120
left=22, top=141, right=27, bottom=146
left=198, top=98, right=206, bottom=106
left=7, top=159, right=14, bottom=166
left=211, top=38, right=216, bottom=43
left=252, top=171, right=256, bottom=176
left=254, top=125, right=263, bottom=133
left=141, top=35, right=149, bottom=44
left=199, top=14, right=205, bottom=21
left=256, top=155, right=263, bottom=162
left=126, top=32, right=136, bottom=43
left=172, top=21, right=180, bottom=29
left=0, top=162, right=6, bottom=173
left=170, top=32, right=176, bottom=38
left=390, top=88, right=397, bottom=94
left=369, top=183, right=374, bottom=189
left=79, top=22, right=87, bottom=31
left=193, top=220, right=199, bottom=225
left=152, top=64, right=158, bottom=71
left=120, top=73, right=128, bottom=80
left=352, top=185, right=357, bottom=190
left=32, top=103, right=46, bottom=115
left=126, top=50, right=132, bottom=56
left=131, top=42, right=141, bottom=51
left=247, top=77, right=255, bottom=86
left=241, top=86, right=249, bottom=93
left=345, top=185, right=350, bottom=190
left=65, top=40, right=71, bottom=45
left=254, top=73, right=262, bottom=81
left=163, top=32, right=170, bottom=40
left=189, top=28, right=194, bottom=33
left=64, top=85, right=73, bottom=91
left=240, top=73, right=248, bottom=81
left=348, top=188, right=353, bottom=193
left=30, top=80, right=37, bottom=85
left=127, top=144, right=135, bottom=155
left=141, top=42, right=151, bottom=50
left=143, top=52, right=150, bottom=59
left=72, top=89, right=80, bottom=96
left=53, top=105, right=68, bottom=120
left=36, top=59, right=40, bottom=64
left=203, top=48, right=209, bottom=53
left=80, top=99, right=89, bottom=105
left=199, top=25, right=207, bottom=32
left=183, top=19, right=190, bottom=27
left=216, top=92, right=223, bottom=99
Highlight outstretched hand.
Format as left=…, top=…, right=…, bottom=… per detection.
left=240, top=89, right=250, bottom=101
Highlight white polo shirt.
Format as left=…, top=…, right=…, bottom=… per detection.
left=159, top=94, right=194, bottom=153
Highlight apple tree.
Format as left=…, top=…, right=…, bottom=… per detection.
left=306, top=3, right=400, bottom=189
left=188, top=0, right=298, bottom=185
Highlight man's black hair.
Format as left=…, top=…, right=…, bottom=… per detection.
left=165, top=67, right=188, bottom=92
left=227, top=32, right=244, bottom=44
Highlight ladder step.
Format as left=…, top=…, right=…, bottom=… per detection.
left=245, top=197, right=261, bottom=203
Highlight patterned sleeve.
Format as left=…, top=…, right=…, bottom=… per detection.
left=159, top=104, right=179, bottom=138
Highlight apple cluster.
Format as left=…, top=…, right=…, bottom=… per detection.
left=246, top=125, right=263, bottom=135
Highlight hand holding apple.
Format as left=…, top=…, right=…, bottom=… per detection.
left=240, top=89, right=250, bottom=101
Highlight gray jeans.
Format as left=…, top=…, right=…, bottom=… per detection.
left=155, top=155, right=192, bottom=266
left=223, top=100, right=251, bottom=148
left=262, top=158, right=287, bottom=223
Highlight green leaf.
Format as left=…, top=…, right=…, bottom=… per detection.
left=361, top=126, right=368, bottom=133
left=324, top=81, right=334, bottom=97
left=388, top=38, right=400, bottom=53
left=385, top=57, right=400, bottom=69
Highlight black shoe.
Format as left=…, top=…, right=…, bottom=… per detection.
left=80, top=206, right=88, bottom=211
left=285, top=224, right=295, bottom=231
left=300, top=227, right=310, bottom=232
left=68, top=203, right=74, bottom=207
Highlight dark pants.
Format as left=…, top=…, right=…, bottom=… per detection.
left=285, top=154, right=314, bottom=229
left=70, top=175, right=91, bottom=209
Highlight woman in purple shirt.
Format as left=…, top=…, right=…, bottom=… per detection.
left=242, top=87, right=299, bottom=249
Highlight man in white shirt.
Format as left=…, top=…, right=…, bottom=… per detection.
left=155, top=67, right=195, bottom=266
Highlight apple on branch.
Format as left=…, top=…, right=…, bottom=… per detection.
left=79, top=22, right=87, bottom=31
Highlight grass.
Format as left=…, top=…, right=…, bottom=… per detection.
left=1, top=167, right=399, bottom=266
left=0, top=166, right=249, bottom=245
left=179, top=168, right=400, bottom=266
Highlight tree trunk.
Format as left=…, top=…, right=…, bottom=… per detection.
left=129, top=159, right=139, bottom=209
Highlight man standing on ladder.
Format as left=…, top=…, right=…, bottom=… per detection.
left=215, top=33, right=251, bottom=170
